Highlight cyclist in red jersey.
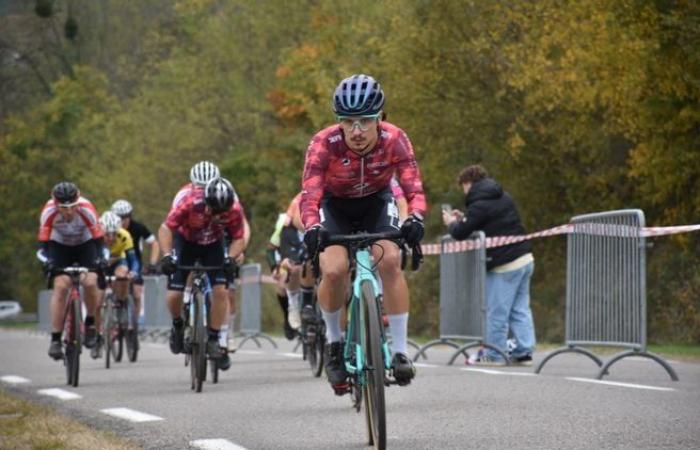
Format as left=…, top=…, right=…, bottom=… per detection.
left=301, top=74, right=427, bottom=389
left=37, top=182, right=107, bottom=360
left=158, top=177, right=246, bottom=371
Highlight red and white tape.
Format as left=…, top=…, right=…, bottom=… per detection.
left=424, top=223, right=700, bottom=255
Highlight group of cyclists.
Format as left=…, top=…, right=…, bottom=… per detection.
left=38, top=73, right=427, bottom=392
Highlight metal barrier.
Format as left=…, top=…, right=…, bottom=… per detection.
left=535, top=209, right=678, bottom=380
left=413, top=232, right=508, bottom=364
left=141, top=275, right=172, bottom=341
left=37, top=289, right=52, bottom=332
left=237, top=263, right=277, bottom=349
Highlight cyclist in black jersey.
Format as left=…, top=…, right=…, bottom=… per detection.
left=111, top=200, right=160, bottom=333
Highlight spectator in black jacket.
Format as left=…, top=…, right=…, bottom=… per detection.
left=442, top=164, right=536, bottom=366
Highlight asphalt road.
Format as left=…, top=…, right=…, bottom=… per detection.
left=1, top=329, right=699, bottom=449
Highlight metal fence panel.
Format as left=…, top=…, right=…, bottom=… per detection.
left=239, top=263, right=262, bottom=334
left=565, top=209, right=646, bottom=349
left=142, top=275, right=171, bottom=328
left=37, top=289, right=52, bottom=332
left=439, top=233, right=486, bottom=340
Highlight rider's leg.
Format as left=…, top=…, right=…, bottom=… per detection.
left=374, top=240, right=409, bottom=355
left=285, top=262, right=302, bottom=330
left=300, top=260, right=315, bottom=321
left=132, top=282, right=143, bottom=330
left=318, top=245, right=350, bottom=343
left=208, top=284, right=229, bottom=360
left=113, top=265, right=129, bottom=300
left=50, top=275, right=71, bottom=335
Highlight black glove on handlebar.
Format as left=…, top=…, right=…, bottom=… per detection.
left=400, top=215, right=424, bottom=246
left=304, top=225, right=323, bottom=257
left=222, top=256, right=236, bottom=277
left=161, top=254, right=177, bottom=276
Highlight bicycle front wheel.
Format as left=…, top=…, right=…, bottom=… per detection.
left=361, top=281, right=386, bottom=450
left=103, top=297, right=113, bottom=369
left=126, top=296, right=138, bottom=363
left=66, top=297, right=82, bottom=387
left=192, top=291, right=207, bottom=393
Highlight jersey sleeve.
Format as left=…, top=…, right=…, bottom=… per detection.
left=393, top=131, right=427, bottom=218
left=165, top=197, right=190, bottom=231
left=300, top=135, right=329, bottom=229
left=76, top=200, right=104, bottom=239
left=38, top=200, right=57, bottom=242
left=225, top=203, right=245, bottom=241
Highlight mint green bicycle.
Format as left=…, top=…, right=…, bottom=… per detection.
left=317, top=230, right=421, bottom=450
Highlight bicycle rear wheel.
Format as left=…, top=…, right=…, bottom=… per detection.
left=361, top=281, right=386, bottom=450
left=307, top=316, right=325, bottom=378
left=114, top=304, right=125, bottom=362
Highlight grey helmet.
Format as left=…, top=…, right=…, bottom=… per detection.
left=100, top=211, right=122, bottom=233
left=332, top=74, right=385, bottom=116
left=190, top=161, right=220, bottom=187
left=111, top=199, right=133, bottom=217
left=204, top=177, right=236, bottom=214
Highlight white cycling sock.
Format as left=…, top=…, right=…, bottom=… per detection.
left=320, top=307, right=342, bottom=343
left=286, top=289, right=300, bottom=309
left=219, top=324, right=228, bottom=347
left=387, top=313, right=409, bottom=355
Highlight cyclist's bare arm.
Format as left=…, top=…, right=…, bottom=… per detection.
left=228, top=237, right=245, bottom=261
left=158, top=223, right=174, bottom=255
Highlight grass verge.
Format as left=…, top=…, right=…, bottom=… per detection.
left=0, top=389, right=143, bottom=450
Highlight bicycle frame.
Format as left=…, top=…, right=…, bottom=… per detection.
left=344, top=249, right=392, bottom=386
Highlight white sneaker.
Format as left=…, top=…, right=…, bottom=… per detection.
left=288, top=303, right=301, bottom=330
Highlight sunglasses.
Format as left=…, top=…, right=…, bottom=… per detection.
left=336, top=113, right=381, bottom=132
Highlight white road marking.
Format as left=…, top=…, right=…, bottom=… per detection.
left=190, top=438, right=248, bottom=450
left=461, top=368, right=535, bottom=376
left=415, top=363, right=439, bottom=368
left=37, top=388, right=82, bottom=400
left=1, top=375, right=30, bottom=384
left=566, top=377, right=675, bottom=392
left=280, top=352, right=302, bottom=358
left=237, top=350, right=263, bottom=355
left=101, top=407, right=164, bottom=422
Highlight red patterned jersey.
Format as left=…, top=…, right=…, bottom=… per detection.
left=390, top=176, right=405, bottom=200
left=165, top=189, right=245, bottom=245
left=38, top=197, right=103, bottom=245
left=171, top=183, right=197, bottom=209
left=300, top=122, right=426, bottom=228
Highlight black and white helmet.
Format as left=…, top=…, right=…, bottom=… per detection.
left=52, top=181, right=79, bottom=206
left=204, top=177, right=236, bottom=214
left=100, top=211, right=122, bottom=233
left=111, top=199, right=133, bottom=217
left=332, top=74, right=385, bottom=116
left=190, top=161, right=220, bottom=187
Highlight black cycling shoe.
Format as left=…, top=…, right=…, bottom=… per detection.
left=169, top=324, right=185, bottom=354
left=206, top=339, right=222, bottom=359
left=90, top=335, right=103, bottom=359
left=84, top=325, right=98, bottom=349
left=283, top=319, right=296, bottom=340
left=391, top=352, right=416, bottom=386
left=218, top=348, right=231, bottom=371
left=48, top=341, right=64, bottom=360
left=325, top=341, right=349, bottom=391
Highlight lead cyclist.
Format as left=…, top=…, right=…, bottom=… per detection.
left=301, top=74, right=427, bottom=392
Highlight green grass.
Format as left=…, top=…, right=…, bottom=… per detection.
left=0, top=321, right=38, bottom=329
left=0, top=389, right=143, bottom=450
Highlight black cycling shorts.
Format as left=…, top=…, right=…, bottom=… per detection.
left=47, top=240, right=99, bottom=271
left=320, top=188, right=400, bottom=235
left=167, top=233, right=228, bottom=291
left=279, top=225, right=305, bottom=264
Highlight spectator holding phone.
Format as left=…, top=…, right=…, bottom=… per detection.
left=442, top=164, right=536, bottom=366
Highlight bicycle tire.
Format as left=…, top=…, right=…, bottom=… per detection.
left=361, top=281, right=386, bottom=450
left=66, top=295, right=82, bottom=387
left=103, top=297, right=113, bottom=369
left=193, top=290, right=207, bottom=393
left=114, top=304, right=125, bottom=362
left=210, top=353, right=219, bottom=384
left=308, top=318, right=325, bottom=378
left=126, top=296, right=138, bottom=363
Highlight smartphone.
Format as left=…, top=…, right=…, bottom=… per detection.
left=441, top=203, right=452, bottom=214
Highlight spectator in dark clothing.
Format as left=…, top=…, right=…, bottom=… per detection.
left=442, top=164, right=536, bottom=366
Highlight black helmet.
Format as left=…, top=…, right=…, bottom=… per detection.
left=204, top=177, right=236, bottom=214
left=52, top=181, right=79, bottom=205
left=332, top=74, right=385, bottom=116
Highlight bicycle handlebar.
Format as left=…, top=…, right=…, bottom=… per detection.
left=177, top=264, right=225, bottom=272
left=320, top=230, right=405, bottom=250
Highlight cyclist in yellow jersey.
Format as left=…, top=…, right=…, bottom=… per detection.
left=92, top=211, right=141, bottom=358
